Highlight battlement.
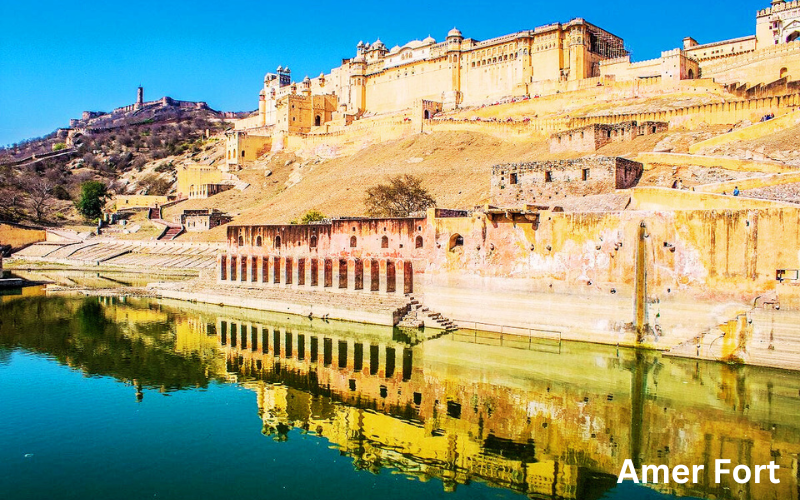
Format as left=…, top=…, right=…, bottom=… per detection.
left=758, top=0, right=800, bottom=17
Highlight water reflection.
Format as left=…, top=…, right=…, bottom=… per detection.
left=214, top=309, right=800, bottom=500
left=0, top=295, right=226, bottom=396
left=1, top=295, right=798, bottom=500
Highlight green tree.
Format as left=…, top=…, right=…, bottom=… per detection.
left=75, top=181, right=108, bottom=220
left=364, top=174, right=435, bottom=217
left=300, top=209, right=327, bottom=224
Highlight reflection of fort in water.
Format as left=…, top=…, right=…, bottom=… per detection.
left=211, top=312, right=800, bottom=500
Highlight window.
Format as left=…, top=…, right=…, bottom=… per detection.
left=448, top=234, right=463, bottom=250
left=350, top=236, right=357, bottom=248
left=545, top=171, right=552, bottom=183
left=255, top=236, right=262, bottom=247
left=274, top=235, right=281, bottom=248
left=415, top=235, right=423, bottom=248
left=582, top=168, right=590, bottom=181
left=310, top=235, right=317, bottom=248
left=238, top=235, right=244, bottom=246
left=509, top=173, right=518, bottom=185
left=381, top=236, right=389, bottom=248
left=241, top=150, right=245, bottom=157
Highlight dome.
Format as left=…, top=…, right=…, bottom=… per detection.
left=284, top=66, right=290, bottom=73
left=389, top=45, right=401, bottom=54
left=447, top=27, right=463, bottom=38
left=357, top=40, right=365, bottom=48
left=403, top=40, right=425, bottom=50
left=373, top=38, right=386, bottom=50
left=303, top=75, right=311, bottom=82
left=277, top=65, right=283, bottom=72
left=353, top=54, right=366, bottom=63
left=423, top=35, right=436, bottom=44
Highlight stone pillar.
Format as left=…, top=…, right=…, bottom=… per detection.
left=347, top=259, right=356, bottom=290
left=364, top=259, right=373, bottom=293
left=379, top=259, right=387, bottom=294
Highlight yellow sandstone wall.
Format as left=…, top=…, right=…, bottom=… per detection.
left=688, top=108, right=800, bottom=153
left=114, top=195, right=169, bottom=210
left=176, top=165, right=224, bottom=197
left=0, top=223, right=46, bottom=250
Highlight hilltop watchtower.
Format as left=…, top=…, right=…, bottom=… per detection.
left=135, top=86, right=144, bottom=110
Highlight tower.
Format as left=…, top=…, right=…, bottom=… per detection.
left=135, top=86, right=144, bottom=110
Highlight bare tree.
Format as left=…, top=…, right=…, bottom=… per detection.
left=364, top=174, right=436, bottom=217
left=22, top=176, right=56, bottom=222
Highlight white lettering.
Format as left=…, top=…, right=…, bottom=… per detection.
left=672, top=465, right=689, bottom=484
left=693, top=464, right=705, bottom=483
left=642, top=464, right=669, bottom=484
left=768, top=461, right=781, bottom=484
left=618, top=459, right=639, bottom=483
left=755, top=464, right=766, bottom=483
left=733, top=465, right=751, bottom=484
left=716, top=459, right=731, bottom=483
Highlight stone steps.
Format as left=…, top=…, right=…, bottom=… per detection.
left=396, top=294, right=458, bottom=331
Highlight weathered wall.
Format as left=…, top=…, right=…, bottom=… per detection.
left=688, top=108, right=800, bottom=153
left=490, top=157, right=641, bottom=206
left=630, top=187, right=793, bottom=210
left=421, top=206, right=800, bottom=345
left=176, top=165, right=223, bottom=198
left=114, top=195, right=169, bottom=209
left=636, top=152, right=797, bottom=174
left=0, top=223, right=46, bottom=251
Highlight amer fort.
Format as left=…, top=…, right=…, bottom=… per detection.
left=2, top=1, right=800, bottom=499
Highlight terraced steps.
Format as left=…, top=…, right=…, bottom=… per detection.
left=396, top=294, right=458, bottom=331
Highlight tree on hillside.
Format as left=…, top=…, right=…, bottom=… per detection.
left=364, top=174, right=436, bottom=217
left=300, top=210, right=327, bottom=224
left=75, top=181, right=108, bottom=220
left=23, top=176, right=56, bottom=222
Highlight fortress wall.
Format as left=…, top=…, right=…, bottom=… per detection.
left=636, top=152, right=797, bottom=173
left=688, top=108, right=800, bottom=153
left=0, top=224, right=46, bottom=251
left=629, top=186, right=793, bottom=210
left=114, top=195, right=169, bottom=209
left=421, top=206, right=800, bottom=345
left=696, top=171, right=800, bottom=193
left=365, top=63, right=453, bottom=114
left=177, top=165, right=224, bottom=197
left=700, top=42, right=800, bottom=85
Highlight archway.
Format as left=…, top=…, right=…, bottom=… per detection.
left=274, top=235, right=281, bottom=249
left=338, top=258, right=348, bottom=289
left=424, top=109, right=430, bottom=119
left=315, top=115, right=321, bottom=126
left=386, top=260, right=396, bottom=293
left=787, top=31, right=800, bottom=43
left=687, top=68, right=694, bottom=79
left=448, top=233, right=463, bottom=251
left=780, top=67, right=789, bottom=80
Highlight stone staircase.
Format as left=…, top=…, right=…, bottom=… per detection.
left=148, top=206, right=184, bottom=240
left=396, top=294, right=458, bottom=331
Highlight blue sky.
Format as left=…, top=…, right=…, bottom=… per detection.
left=0, top=0, right=762, bottom=146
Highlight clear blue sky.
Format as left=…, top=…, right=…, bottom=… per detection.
left=0, top=0, right=762, bottom=146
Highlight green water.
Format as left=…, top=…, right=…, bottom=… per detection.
left=1, top=291, right=798, bottom=500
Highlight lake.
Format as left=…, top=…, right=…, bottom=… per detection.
left=1, top=290, right=798, bottom=500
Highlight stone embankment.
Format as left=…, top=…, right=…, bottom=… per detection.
left=150, top=279, right=411, bottom=327
left=9, top=240, right=222, bottom=272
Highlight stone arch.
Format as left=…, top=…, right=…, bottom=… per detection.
left=274, top=235, right=281, bottom=249
left=403, top=260, right=413, bottom=294
left=386, top=259, right=396, bottom=293
left=370, top=259, right=380, bottom=291
left=787, top=31, right=800, bottom=43
left=415, top=235, right=423, bottom=248
left=424, top=109, right=430, bottom=119
left=350, top=236, right=357, bottom=248
left=780, top=67, right=789, bottom=79
left=338, top=258, right=348, bottom=289
left=687, top=68, right=694, bottom=79
left=315, top=115, right=321, bottom=126
left=448, top=233, right=464, bottom=251
left=324, top=258, right=333, bottom=287
left=310, top=235, right=317, bottom=248
left=354, top=258, right=363, bottom=290
left=381, top=235, right=389, bottom=248
left=255, top=235, right=262, bottom=247
left=238, top=235, right=244, bottom=246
